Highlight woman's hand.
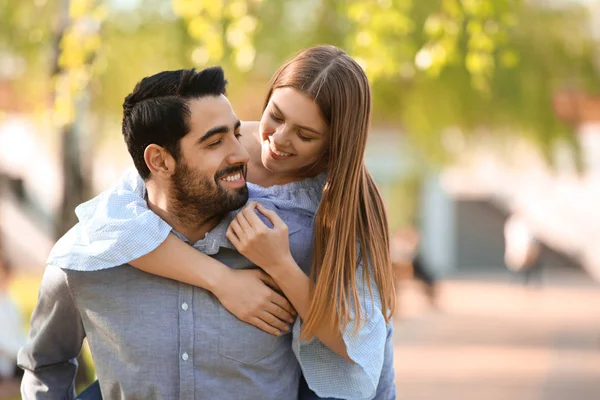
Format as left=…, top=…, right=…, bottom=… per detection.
left=226, top=202, right=295, bottom=275
left=212, top=268, right=296, bottom=336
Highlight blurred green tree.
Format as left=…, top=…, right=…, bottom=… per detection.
left=1, top=0, right=598, bottom=224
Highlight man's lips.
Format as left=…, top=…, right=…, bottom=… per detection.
left=216, top=166, right=246, bottom=187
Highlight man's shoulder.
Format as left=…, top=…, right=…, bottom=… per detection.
left=39, top=265, right=73, bottom=298
left=42, top=264, right=117, bottom=289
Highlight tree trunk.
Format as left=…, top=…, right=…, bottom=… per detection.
left=56, top=122, right=90, bottom=238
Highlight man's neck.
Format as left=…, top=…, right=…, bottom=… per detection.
left=145, top=181, right=222, bottom=244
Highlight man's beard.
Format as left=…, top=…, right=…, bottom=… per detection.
left=169, top=161, right=249, bottom=229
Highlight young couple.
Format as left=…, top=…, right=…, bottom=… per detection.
left=19, top=45, right=397, bottom=399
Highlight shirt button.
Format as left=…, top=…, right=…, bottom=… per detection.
left=181, top=303, right=189, bottom=311
left=182, top=353, right=189, bottom=361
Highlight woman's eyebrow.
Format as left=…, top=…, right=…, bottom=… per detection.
left=272, top=102, right=323, bottom=136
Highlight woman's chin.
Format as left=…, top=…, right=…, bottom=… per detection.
left=262, top=158, right=283, bottom=173
left=261, top=155, right=292, bottom=175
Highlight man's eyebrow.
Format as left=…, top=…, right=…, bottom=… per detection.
left=198, top=120, right=241, bottom=143
left=272, top=102, right=323, bottom=136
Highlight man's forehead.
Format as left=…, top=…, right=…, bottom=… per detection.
left=187, top=95, right=237, bottom=131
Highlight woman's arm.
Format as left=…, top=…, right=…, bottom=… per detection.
left=269, top=259, right=352, bottom=361
left=131, top=234, right=297, bottom=335
left=69, top=169, right=296, bottom=335
left=226, top=203, right=351, bottom=361
left=228, top=202, right=388, bottom=400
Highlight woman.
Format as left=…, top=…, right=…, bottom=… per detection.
left=52, top=45, right=396, bottom=399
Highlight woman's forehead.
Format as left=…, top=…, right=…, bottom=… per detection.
left=269, top=88, right=327, bottom=132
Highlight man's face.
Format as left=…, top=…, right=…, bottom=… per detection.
left=170, top=95, right=250, bottom=224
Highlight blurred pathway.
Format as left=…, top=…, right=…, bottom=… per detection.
left=392, top=268, right=600, bottom=399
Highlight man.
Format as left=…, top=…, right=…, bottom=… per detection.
left=0, top=254, right=25, bottom=383
left=18, top=67, right=302, bottom=399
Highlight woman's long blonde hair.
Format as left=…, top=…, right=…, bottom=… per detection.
left=263, top=45, right=396, bottom=337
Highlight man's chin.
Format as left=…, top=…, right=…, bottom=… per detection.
left=224, top=188, right=249, bottom=210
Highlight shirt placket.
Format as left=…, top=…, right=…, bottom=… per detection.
left=178, top=283, right=194, bottom=399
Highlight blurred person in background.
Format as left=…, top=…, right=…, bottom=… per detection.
left=504, top=214, right=543, bottom=286
left=391, top=227, right=438, bottom=307
left=0, top=253, right=25, bottom=383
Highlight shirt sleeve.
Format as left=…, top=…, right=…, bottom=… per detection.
left=46, top=168, right=172, bottom=271
left=292, top=264, right=387, bottom=400
left=18, top=266, right=86, bottom=400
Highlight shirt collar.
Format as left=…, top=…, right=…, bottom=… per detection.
left=171, top=211, right=236, bottom=255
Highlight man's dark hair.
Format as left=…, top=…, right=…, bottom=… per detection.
left=122, top=67, right=227, bottom=179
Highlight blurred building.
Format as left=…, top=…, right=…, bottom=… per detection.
left=413, top=90, right=600, bottom=281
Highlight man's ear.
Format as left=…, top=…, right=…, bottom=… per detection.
left=144, top=144, right=177, bottom=178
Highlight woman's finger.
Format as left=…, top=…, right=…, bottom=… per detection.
left=269, top=291, right=297, bottom=319
left=241, top=202, right=266, bottom=230
left=229, top=219, right=245, bottom=240
left=255, top=203, right=287, bottom=230
left=266, top=302, right=296, bottom=324
left=242, top=202, right=275, bottom=232
left=259, top=311, right=291, bottom=333
left=249, top=317, right=281, bottom=336
left=226, top=226, right=241, bottom=248
left=235, top=209, right=253, bottom=233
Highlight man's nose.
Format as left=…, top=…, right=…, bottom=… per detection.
left=228, top=139, right=250, bottom=165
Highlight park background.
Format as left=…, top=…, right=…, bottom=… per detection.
left=1, top=0, right=600, bottom=398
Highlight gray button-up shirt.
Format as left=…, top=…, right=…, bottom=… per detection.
left=18, top=246, right=301, bottom=400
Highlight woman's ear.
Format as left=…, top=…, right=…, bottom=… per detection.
left=144, top=144, right=177, bottom=179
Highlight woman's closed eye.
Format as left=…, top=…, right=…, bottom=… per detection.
left=297, top=130, right=313, bottom=142
left=269, top=112, right=283, bottom=123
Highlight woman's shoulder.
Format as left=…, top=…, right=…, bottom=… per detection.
left=248, top=173, right=326, bottom=211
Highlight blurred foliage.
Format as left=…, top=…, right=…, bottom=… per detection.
left=53, top=0, right=106, bottom=126
left=0, top=0, right=599, bottom=162
left=172, top=0, right=264, bottom=71
left=0, top=0, right=59, bottom=109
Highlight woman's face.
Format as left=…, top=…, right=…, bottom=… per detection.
left=259, top=87, right=328, bottom=177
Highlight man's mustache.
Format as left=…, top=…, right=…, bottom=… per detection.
left=214, top=164, right=247, bottom=180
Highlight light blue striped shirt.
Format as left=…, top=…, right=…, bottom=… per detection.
left=47, top=169, right=395, bottom=400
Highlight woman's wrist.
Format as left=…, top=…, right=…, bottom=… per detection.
left=269, top=255, right=302, bottom=286
left=203, top=261, right=233, bottom=296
